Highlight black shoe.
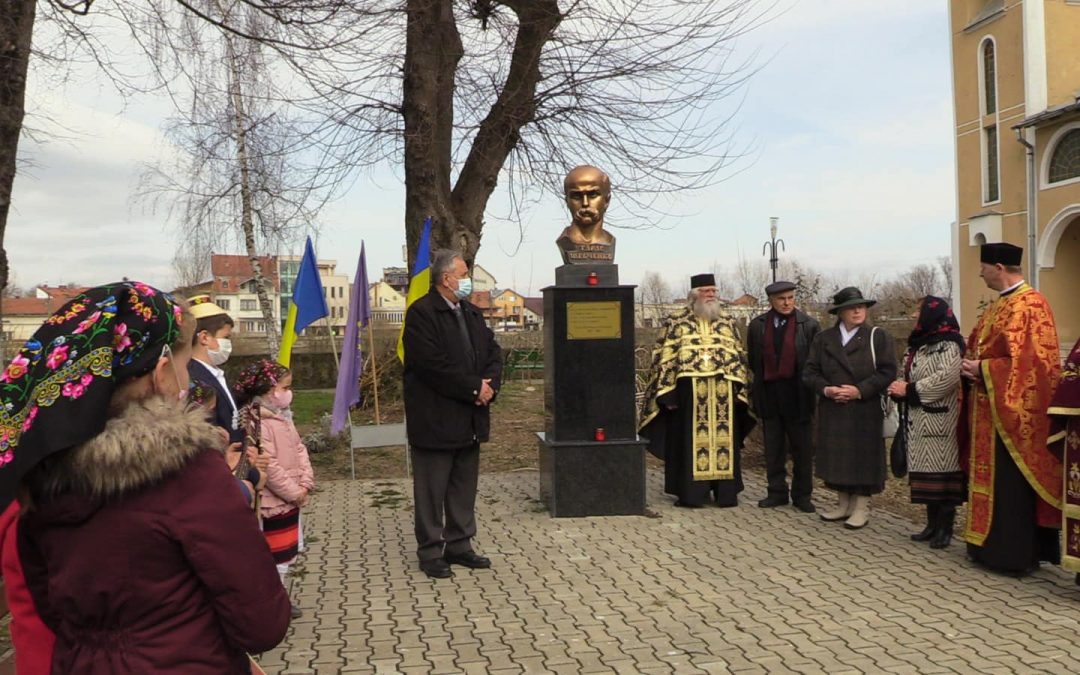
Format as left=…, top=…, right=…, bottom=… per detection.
left=757, top=495, right=789, bottom=508
left=420, top=558, right=454, bottom=578
left=792, top=499, right=816, bottom=513
left=930, top=506, right=956, bottom=549
left=673, top=500, right=704, bottom=508
left=290, top=603, right=303, bottom=619
left=911, top=504, right=939, bottom=542
left=445, top=550, right=492, bottom=569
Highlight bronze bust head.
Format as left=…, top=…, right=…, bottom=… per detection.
left=556, top=165, right=616, bottom=264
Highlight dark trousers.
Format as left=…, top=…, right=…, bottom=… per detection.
left=411, top=443, right=480, bottom=562
left=762, top=415, right=813, bottom=501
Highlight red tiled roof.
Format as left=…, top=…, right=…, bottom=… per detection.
left=3, top=297, right=56, bottom=316
left=731, top=294, right=759, bottom=306
left=210, top=254, right=279, bottom=294
left=467, top=290, right=493, bottom=309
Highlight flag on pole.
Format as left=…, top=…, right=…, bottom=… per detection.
left=396, top=216, right=433, bottom=363
left=278, top=236, right=329, bottom=368
left=331, top=243, right=371, bottom=435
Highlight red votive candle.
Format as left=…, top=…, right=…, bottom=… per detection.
left=594, top=428, right=606, bottom=442
left=587, top=272, right=599, bottom=286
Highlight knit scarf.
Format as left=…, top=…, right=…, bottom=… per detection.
left=763, top=310, right=797, bottom=381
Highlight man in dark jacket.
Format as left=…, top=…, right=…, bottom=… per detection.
left=746, top=281, right=821, bottom=512
left=403, top=248, right=503, bottom=579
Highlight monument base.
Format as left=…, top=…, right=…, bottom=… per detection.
left=537, top=432, right=647, bottom=518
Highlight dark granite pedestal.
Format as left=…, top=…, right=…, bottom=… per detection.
left=537, top=263, right=646, bottom=517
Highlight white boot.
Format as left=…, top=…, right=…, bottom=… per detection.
left=844, top=495, right=871, bottom=529
left=820, top=492, right=851, bottom=522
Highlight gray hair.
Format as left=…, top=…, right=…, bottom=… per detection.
left=430, top=248, right=464, bottom=286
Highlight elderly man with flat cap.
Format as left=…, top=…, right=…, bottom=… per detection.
left=639, top=273, right=754, bottom=508
left=746, top=281, right=821, bottom=512
left=961, top=242, right=1064, bottom=576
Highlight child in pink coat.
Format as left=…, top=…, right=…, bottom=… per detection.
left=233, top=359, right=315, bottom=619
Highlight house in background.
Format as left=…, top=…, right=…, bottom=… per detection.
left=210, top=254, right=280, bottom=335
left=949, top=0, right=1080, bottom=348
left=370, top=281, right=406, bottom=326
left=490, top=288, right=525, bottom=331
left=279, top=256, right=350, bottom=336
left=522, top=297, right=544, bottom=331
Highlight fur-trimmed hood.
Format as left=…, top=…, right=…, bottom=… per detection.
left=28, top=398, right=223, bottom=522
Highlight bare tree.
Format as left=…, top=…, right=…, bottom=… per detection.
left=732, top=252, right=771, bottom=298
left=639, top=271, right=671, bottom=307
left=938, top=255, right=954, bottom=304
left=0, top=0, right=36, bottom=336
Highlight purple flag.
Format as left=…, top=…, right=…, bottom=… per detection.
left=331, top=243, right=371, bottom=435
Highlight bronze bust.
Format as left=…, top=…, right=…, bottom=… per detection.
left=556, top=165, right=616, bottom=264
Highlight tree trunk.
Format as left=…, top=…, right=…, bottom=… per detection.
left=226, top=33, right=280, bottom=354
left=401, top=0, right=559, bottom=271
left=0, top=0, right=36, bottom=345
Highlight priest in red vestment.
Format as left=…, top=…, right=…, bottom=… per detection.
left=961, top=242, right=1063, bottom=576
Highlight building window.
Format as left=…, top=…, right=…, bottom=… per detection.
left=1048, top=129, right=1080, bottom=184
left=985, top=126, right=999, bottom=203
left=240, top=299, right=257, bottom=311
left=217, top=299, right=231, bottom=311
left=982, top=39, right=996, bottom=114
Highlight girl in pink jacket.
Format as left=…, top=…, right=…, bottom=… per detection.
left=234, top=359, right=315, bottom=619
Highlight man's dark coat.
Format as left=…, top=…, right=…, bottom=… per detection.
left=745, top=309, right=820, bottom=420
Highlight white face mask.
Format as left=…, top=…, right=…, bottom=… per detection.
left=453, top=277, right=473, bottom=301
left=208, top=337, right=232, bottom=366
left=161, top=345, right=189, bottom=402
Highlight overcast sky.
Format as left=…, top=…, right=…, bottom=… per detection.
left=8, top=0, right=954, bottom=297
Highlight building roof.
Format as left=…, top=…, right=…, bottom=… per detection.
left=1013, top=97, right=1080, bottom=130
left=523, top=297, right=543, bottom=317
left=467, top=290, right=493, bottom=309
left=730, top=294, right=760, bottom=307
left=4, top=297, right=56, bottom=317
left=210, top=254, right=279, bottom=294
left=963, top=0, right=1004, bottom=32
left=36, top=285, right=89, bottom=301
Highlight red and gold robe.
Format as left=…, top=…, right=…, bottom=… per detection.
left=1048, top=338, right=1080, bottom=574
left=964, top=284, right=1062, bottom=547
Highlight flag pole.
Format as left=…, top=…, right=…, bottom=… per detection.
left=366, top=321, right=381, bottom=425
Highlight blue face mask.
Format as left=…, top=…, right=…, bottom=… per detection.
left=453, top=277, right=473, bottom=300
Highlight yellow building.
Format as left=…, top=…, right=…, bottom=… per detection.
left=949, top=0, right=1080, bottom=347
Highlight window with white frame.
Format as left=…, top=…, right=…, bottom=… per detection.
left=1048, top=129, right=1080, bottom=184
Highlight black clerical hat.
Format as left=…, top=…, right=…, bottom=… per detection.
left=980, top=242, right=1023, bottom=266
left=690, top=273, right=716, bottom=289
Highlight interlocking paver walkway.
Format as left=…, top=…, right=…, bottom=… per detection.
left=261, top=470, right=1080, bottom=674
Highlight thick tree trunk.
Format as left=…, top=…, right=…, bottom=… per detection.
left=0, top=0, right=36, bottom=342
left=402, top=0, right=560, bottom=271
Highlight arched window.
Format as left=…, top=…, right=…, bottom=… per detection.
left=982, top=40, right=996, bottom=114
left=1048, top=129, right=1080, bottom=184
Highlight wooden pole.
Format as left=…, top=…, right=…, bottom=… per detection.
left=366, top=320, right=381, bottom=425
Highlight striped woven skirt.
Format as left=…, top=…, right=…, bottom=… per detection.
left=909, top=471, right=966, bottom=505
left=263, top=508, right=300, bottom=564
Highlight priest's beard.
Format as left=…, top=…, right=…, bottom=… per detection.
left=692, top=298, right=722, bottom=321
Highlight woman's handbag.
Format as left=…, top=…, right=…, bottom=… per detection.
left=889, top=402, right=909, bottom=478
left=870, top=326, right=900, bottom=438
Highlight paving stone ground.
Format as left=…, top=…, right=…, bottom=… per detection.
left=260, top=470, right=1080, bottom=674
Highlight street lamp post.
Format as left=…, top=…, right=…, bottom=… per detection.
left=761, top=216, right=785, bottom=284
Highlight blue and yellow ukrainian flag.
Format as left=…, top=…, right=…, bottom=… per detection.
left=396, top=217, right=433, bottom=363
left=278, top=236, right=330, bottom=368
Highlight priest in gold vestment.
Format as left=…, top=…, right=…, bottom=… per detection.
left=639, top=274, right=754, bottom=507
left=961, top=243, right=1063, bottom=576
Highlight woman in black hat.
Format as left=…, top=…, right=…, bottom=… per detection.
left=803, top=287, right=897, bottom=529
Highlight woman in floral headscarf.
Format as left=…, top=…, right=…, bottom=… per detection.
left=0, top=281, right=289, bottom=674
left=887, top=295, right=966, bottom=549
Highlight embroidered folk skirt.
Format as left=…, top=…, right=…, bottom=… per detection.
left=263, top=508, right=301, bottom=565
left=909, top=471, right=966, bottom=504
